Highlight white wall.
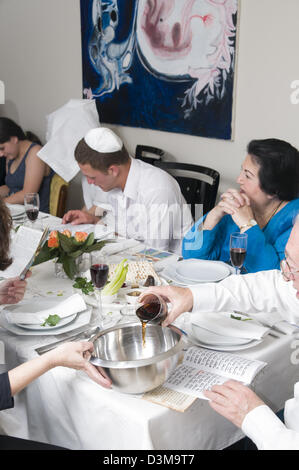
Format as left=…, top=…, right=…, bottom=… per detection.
left=0, top=0, right=298, bottom=210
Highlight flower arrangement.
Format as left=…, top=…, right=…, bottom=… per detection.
left=33, top=229, right=111, bottom=279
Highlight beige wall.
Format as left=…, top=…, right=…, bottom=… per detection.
left=0, top=0, right=298, bottom=210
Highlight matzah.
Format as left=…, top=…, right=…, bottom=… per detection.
left=108, top=260, right=161, bottom=285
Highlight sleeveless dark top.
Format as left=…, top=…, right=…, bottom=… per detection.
left=5, top=143, right=53, bottom=213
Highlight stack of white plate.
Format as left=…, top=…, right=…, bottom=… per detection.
left=161, top=259, right=232, bottom=286
left=6, top=203, right=26, bottom=222
left=183, top=311, right=269, bottom=351
left=187, top=324, right=262, bottom=351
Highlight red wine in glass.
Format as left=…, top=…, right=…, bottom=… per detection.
left=230, top=248, right=247, bottom=268
left=26, top=208, right=39, bottom=222
left=230, top=232, right=248, bottom=274
left=90, top=264, right=109, bottom=289
left=24, top=192, right=40, bottom=227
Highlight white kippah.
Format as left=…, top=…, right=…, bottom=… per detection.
left=84, top=127, right=123, bottom=153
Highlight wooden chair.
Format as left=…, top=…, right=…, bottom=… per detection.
left=49, top=173, right=69, bottom=218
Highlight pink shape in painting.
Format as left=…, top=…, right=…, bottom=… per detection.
left=136, top=0, right=237, bottom=116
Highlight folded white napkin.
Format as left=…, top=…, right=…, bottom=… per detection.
left=101, top=239, right=141, bottom=256
left=37, top=99, right=100, bottom=182
left=191, top=312, right=269, bottom=340
left=5, top=294, right=86, bottom=325
left=249, top=312, right=298, bottom=335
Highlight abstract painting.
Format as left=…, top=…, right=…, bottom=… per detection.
left=80, top=0, right=238, bottom=140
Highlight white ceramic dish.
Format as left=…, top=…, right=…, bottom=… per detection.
left=191, top=323, right=253, bottom=346
left=16, top=313, right=77, bottom=331
left=175, top=259, right=231, bottom=283
left=161, top=260, right=232, bottom=286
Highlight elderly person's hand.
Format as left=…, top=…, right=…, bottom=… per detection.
left=139, top=286, right=193, bottom=326
left=0, top=272, right=31, bottom=305
left=204, top=380, right=265, bottom=427
left=46, top=341, right=112, bottom=389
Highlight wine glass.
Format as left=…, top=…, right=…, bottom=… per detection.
left=24, top=193, right=40, bottom=228
left=90, top=252, right=109, bottom=328
left=230, top=232, right=248, bottom=275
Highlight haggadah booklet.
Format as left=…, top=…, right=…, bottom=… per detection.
left=143, top=346, right=266, bottom=412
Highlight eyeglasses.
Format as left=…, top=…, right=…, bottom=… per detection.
left=280, top=258, right=299, bottom=281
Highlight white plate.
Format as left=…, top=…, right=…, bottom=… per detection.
left=6, top=203, right=25, bottom=218
left=175, top=259, right=231, bottom=283
left=16, top=313, right=77, bottom=331
left=0, top=308, right=92, bottom=336
left=161, top=260, right=232, bottom=286
left=184, top=325, right=262, bottom=351
left=191, top=323, right=253, bottom=346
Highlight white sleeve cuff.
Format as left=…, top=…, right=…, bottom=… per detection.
left=242, top=405, right=287, bottom=450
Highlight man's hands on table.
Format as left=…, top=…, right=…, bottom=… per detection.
left=204, top=380, right=265, bottom=427
left=62, top=209, right=99, bottom=225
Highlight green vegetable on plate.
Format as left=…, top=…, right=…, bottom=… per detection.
left=42, top=314, right=61, bottom=327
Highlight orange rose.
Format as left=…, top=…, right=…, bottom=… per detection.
left=61, top=229, right=72, bottom=238
left=49, top=230, right=58, bottom=239
left=48, top=230, right=59, bottom=248
left=74, top=231, right=88, bottom=243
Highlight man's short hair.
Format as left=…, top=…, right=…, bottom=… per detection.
left=75, top=138, right=130, bottom=173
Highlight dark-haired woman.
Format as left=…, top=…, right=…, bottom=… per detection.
left=0, top=117, right=53, bottom=213
left=182, top=138, right=299, bottom=273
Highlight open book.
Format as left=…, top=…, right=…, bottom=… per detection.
left=143, top=346, right=266, bottom=412
left=0, top=226, right=48, bottom=279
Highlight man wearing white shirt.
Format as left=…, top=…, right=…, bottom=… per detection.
left=63, top=127, right=193, bottom=253
left=144, top=216, right=299, bottom=450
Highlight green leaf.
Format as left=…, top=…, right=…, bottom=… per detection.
left=58, top=232, right=76, bottom=253
left=73, top=277, right=94, bottom=295
left=33, top=245, right=58, bottom=266
left=61, top=254, right=77, bottom=280
left=85, top=239, right=113, bottom=253
left=42, top=314, right=61, bottom=327
left=67, top=249, right=83, bottom=259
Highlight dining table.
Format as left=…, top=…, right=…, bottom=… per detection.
left=0, top=209, right=299, bottom=450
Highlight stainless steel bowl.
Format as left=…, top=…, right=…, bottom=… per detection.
left=90, top=322, right=185, bottom=394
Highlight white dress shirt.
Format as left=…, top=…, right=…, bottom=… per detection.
left=92, top=157, right=193, bottom=253
left=189, top=269, right=299, bottom=450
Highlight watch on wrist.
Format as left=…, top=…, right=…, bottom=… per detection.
left=239, top=219, right=257, bottom=231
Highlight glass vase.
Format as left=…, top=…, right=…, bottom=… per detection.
left=54, top=261, right=68, bottom=279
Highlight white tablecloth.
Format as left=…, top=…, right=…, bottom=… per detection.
left=0, top=217, right=299, bottom=449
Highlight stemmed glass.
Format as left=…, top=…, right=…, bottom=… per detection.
left=230, top=232, right=248, bottom=275
left=90, top=252, right=109, bottom=328
left=24, top=193, right=40, bottom=228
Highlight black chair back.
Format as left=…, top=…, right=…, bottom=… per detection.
left=135, top=145, right=165, bottom=165
left=154, top=161, right=220, bottom=218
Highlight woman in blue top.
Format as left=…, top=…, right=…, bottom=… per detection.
left=182, top=139, right=299, bottom=273
left=0, top=118, right=53, bottom=213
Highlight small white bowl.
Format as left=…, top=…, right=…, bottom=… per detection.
left=101, top=293, right=118, bottom=304
left=125, top=289, right=143, bottom=305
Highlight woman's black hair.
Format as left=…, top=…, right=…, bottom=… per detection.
left=0, top=197, right=12, bottom=270
left=0, top=117, right=41, bottom=145
left=247, top=138, right=299, bottom=200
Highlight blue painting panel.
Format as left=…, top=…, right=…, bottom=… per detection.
left=80, top=0, right=238, bottom=140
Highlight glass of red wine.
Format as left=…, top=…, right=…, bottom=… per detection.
left=90, top=252, right=109, bottom=328
left=230, top=232, right=248, bottom=275
left=24, top=193, right=40, bottom=228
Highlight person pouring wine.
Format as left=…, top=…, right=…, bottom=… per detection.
left=182, top=138, right=299, bottom=273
